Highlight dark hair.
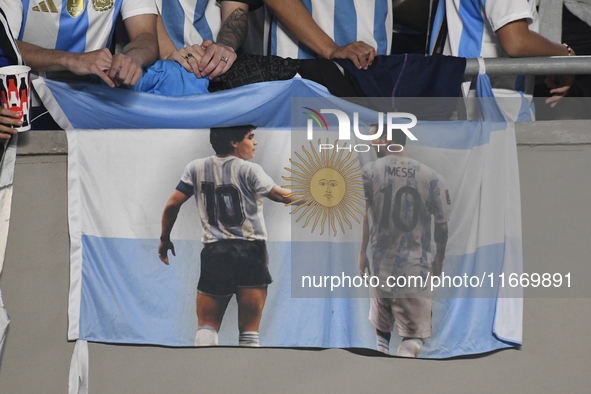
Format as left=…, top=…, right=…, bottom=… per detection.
left=370, top=124, right=406, bottom=146
left=210, top=125, right=256, bottom=155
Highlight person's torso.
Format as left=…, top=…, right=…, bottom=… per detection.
left=269, top=0, right=393, bottom=59
left=187, top=155, right=270, bottom=243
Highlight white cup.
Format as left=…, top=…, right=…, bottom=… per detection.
left=0, top=65, right=31, bottom=132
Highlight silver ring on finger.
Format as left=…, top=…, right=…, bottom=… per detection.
left=220, top=56, right=228, bottom=63
left=184, top=53, right=194, bottom=62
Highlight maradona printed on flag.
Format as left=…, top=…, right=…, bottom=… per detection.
left=68, top=127, right=296, bottom=348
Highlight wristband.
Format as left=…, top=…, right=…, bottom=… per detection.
left=563, top=43, right=573, bottom=56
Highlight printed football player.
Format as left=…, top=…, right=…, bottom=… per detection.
left=359, top=124, right=450, bottom=357
left=158, top=126, right=292, bottom=347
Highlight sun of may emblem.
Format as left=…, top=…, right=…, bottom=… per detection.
left=283, top=139, right=365, bottom=236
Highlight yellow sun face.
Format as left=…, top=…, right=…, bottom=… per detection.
left=310, top=168, right=345, bottom=207
left=283, top=139, right=364, bottom=236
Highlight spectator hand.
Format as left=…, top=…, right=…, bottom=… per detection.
left=167, top=44, right=206, bottom=78
left=69, top=48, right=115, bottom=87
left=0, top=107, right=22, bottom=139
left=545, top=75, right=575, bottom=108
left=198, top=40, right=236, bottom=79
left=107, top=53, right=144, bottom=87
left=329, top=41, right=377, bottom=70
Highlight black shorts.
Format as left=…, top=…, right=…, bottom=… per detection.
left=198, top=239, right=272, bottom=296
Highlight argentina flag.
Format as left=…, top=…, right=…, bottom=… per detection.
left=35, top=75, right=521, bottom=367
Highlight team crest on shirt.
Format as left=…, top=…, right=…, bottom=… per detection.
left=65, top=0, right=85, bottom=17
left=92, top=0, right=114, bottom=12
left=283, top=139, right=364, bottom=236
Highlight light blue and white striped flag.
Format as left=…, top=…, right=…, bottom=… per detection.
left=36, top=75, right=522, bottom=359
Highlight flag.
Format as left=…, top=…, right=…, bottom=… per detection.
left=44, top=74, right=521, bottom=358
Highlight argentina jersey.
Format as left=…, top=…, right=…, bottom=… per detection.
left=178, top=155, right=276, bottom=243
left=429, top=0, right=538, bottom=120
left=156, top=0, right=221, bottom=49
left=1, top=0, right=157, bottom=53
left=362, top=156, right=450, bottom=289
left=269, top=0, right=393, bottom=59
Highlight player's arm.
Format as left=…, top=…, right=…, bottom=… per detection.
left=495, top=19, right=575, bottom=105
left=159, top=190, right=191, bottom=265
left=358, top=206, right=370, bottom=276
left=266, top=185, right=292, bottom=204
left=263, top=0, right=376, bottom=69
left=432, top=222, right=448, bottom=277
left=109, top=13, right=159, bottom=87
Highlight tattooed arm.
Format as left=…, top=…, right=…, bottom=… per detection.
left=198, top=1, right=249, bottom=79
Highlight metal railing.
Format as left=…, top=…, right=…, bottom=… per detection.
left=464, top=55, right=591, bottom=76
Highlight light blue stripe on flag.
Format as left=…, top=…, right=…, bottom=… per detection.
left=79, top=235, right=519, bottom=355
left=40, top=78, right=333, bottom=130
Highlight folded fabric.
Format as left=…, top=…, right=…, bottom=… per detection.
left=336, top=54, right=465, bottom=98
left=336, top=54, right=466, bottom=118
left=132, top=60, right=210, bottom=96
left=210, top=54, right=299, bottom=91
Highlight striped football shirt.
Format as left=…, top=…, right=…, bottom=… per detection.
left=177, top=155, right=276, bottom=243
left=1, top=0, right=157, bottom=53
left=269, top=0, right=393, bottom=59
left=362, top=155, right=450, bottom=287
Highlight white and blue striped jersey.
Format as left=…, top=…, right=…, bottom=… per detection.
left=178, top=155, right=276, bottom=243
left=156, top=0, right=222, bottom=49
left=269, top=0, right=393, bottom=59
left=362, top=156, right=450, bottom=290
left=0, top=0, right=157, bottom=53
left=429, top=0, right=538, bottom=121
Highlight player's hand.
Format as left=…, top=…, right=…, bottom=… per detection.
left=198, top=40, right=236, bottom=79
left=68, top=48, right=115, bottom=87
left=158, top=239, right=176, bottom=265
left=544, top=74, right=575, bottom=108
left=328, top=41, right=377, bottom=70
left=359, top=250, right=369, bottom=276
left=0, top=108, right=22, bottom=139
left=432, top=254, right=444, bottom=278
left=108, top=53, right=144, bottom=87
left=167, top=44, right=206, bottom=78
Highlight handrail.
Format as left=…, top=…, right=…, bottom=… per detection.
left=464, top=56, right=591, bottom=76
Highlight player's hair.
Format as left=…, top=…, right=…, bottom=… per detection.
left=210, top=125, right=256, bottom=155
left=370, top=124, right=406, bottom=146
